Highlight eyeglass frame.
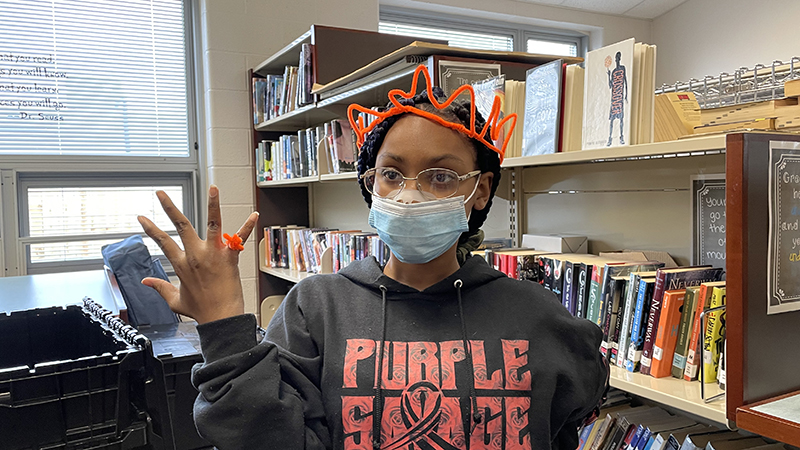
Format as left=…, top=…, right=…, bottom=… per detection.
left=360, top=167, right=482, bottom=200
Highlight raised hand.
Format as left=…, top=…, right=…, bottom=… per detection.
left=137, top=185, right=259, bottom=324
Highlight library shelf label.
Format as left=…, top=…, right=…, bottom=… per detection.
left=767, top=141, right=800, bottom=314
left=692, top=174, right=726, bottom=271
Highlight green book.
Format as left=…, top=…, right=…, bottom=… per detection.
left=671, top=285, right=701, bottom=378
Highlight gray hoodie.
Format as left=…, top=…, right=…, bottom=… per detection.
left=191, top=255, right=608, bottom=449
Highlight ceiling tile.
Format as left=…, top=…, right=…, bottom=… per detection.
left=623, top=0, right=688, bottom=19
left=559, top=0, right=644, bottom=15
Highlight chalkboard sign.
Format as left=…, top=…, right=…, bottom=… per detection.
left=692, top=175, right=726, bottom=272
left=767, top=142, right=800, bottom=314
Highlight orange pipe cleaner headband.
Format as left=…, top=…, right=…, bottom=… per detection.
left=347, top=64, right=516, bottom=163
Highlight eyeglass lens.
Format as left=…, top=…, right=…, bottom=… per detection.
left=364, top=168, right=462, bottom=199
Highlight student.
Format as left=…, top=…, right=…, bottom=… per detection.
left=138, top=66, right=608, bottom=450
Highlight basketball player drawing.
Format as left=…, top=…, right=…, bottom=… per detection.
left=606, top=51, right=627, bottom=146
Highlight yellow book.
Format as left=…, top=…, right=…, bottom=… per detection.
left=702, top=286, right=726, bottom=383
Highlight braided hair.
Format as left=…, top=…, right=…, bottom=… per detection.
left=356, top=87, right=502, bottom=246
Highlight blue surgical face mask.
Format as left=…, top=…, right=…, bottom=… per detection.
left=368, top=176, right=479, bottom=265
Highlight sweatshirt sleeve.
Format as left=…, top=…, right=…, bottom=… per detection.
left=190, top=293, right=330, bottom=450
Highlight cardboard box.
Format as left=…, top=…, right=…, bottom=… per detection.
left=521, top=234, right=588, bottom=254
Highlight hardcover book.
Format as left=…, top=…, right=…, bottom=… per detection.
left=671, top=285, right=701, bottom=378
left=650, top=289, right=685, bottom=378
left=522, top=59, right=563, bottom=156
left=582, top=38, right=634, bottom=150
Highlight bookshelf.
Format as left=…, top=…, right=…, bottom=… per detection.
left=609, top=366, right=726, bottom=425
left=249, top=25, right=800, bottom=445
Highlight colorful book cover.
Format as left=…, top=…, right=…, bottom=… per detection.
left=640, top=266, right=722, bottom=375
left=582, top=38, right=635, bottom=150
left=564, top=260, right=578, bottom=315
left=702, top=286, right=726, bottom=383
left=577, top=262, right=594, bottom=319
left=626, top=277, right=656, bottom=372
left=650, top=289, right=685, bottom=378
left=616, top=272, right=644, bottom=367
left=587, top=263, right=606, bottom=325
left=684, top=281, right=725, bottom=380
left=522, top=59, right=563, bottom=156
left=671, top=285, right=701, bottom=378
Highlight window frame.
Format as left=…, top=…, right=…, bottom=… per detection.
left=0, top=0, right=201, bottom=277
left=18, top=172, right=194, bottom=275
left=380, top=6, right=587, bottom=57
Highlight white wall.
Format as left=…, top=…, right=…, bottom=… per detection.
left=197, top=0, right=378, bottom=316
left=653, top=0, right=800, bottom=86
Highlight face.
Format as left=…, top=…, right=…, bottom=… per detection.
left=375, top=114, right=493, bottom=215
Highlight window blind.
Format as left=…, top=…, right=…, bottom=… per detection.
left=379, top=21, right=513, bottom=52
left=527, top=38, right=578, bottom=57
left=0, top=0, right=190, bottom=156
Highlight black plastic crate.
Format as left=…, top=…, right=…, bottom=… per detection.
left=138, top=323, right=210, bottom=450
left=0, top=300, right=175, bottom=450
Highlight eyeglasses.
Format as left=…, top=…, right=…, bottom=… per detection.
left=361, top=167, right=481, bottom=200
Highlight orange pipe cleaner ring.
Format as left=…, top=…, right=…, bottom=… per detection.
left=223, top=233, right=244, bottom=251
left=347, top=64, right=517, bottom=163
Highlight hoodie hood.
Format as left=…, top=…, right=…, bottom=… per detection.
left=337, top=254, right=505, bottom=299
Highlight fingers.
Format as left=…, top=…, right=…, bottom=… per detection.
left=138, top=215, right=183, bottom=262
left=235, top=211, right=260, bottom=244
left=156, top=190, right=199, bottom=248
left=206, top=185, right=223, bottom=246
left=141, top=277, right=184, bottom=313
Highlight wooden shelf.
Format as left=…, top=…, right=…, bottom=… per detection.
left=320, top=172, right=358, bottom=182
left=609, top=366, right=727, bottom=425
left=501, top=135, right=727, bottom=169
left=257, top=175, right=319, bottom=187
left=737, top=391, right=800, bottom=448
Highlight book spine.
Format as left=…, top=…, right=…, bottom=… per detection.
left=577, top=263, right=590, bottom=319
left=587, top=266, right=603, bottom=325
left=684, top=284, right=711, bottom=381
left=616, top=274, right=638, bottom=367
left=626, top=278, right=650, bottom=372
left=563, top=261, right=575, bottom=314
left=702, top=287, right=726, bottom=383
left=650, top=291, right=684, bottom=378
left=552, top=259, right=564, bottom=305
left=640, top=271, right=666, bottom=375
left=671, top=288, right=696, bottom=378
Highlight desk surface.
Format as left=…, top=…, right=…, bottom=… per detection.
left=0, top=270, right=120, bottom=315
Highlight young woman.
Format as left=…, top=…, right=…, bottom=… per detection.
left=138, top=68, right=608, bottom=450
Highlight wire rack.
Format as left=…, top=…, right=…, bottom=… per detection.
left=655, top=57, right=800, bottom=109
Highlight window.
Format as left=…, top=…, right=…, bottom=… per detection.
left=379, top=7, right=585, bottom=57
left=0, top=0, right=191, bottom=156
left=19, top=174, right=192, bottom=274
left=379, top=21, right=513, bottom=52
left=0, top=1, right=198, bottom=277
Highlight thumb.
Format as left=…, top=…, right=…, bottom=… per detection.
left=141, top=277, right=181, bottom=310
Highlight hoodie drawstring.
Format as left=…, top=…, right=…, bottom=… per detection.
left=455, top=279, right=483, bottom=435
left=371, top=281, right=481, bottom=449
left=373, top=285, right=388, bottom=449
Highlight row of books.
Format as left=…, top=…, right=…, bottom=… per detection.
left=256, top=131, right=319, bottom=181
left=479, top=248, right=727, bottom=383
left=255, top=118, right=361, bottom=182
left=580, top=391, right=787, bottom=450
left=263, top=226, right=390, bottom=274
left=252, top=43, right=314, bottom=124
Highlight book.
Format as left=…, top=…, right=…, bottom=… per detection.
left=702, top=286, right=726, bottom=383
left=672, top=285, right=701, bottom=378
left=252, top=77, right=268, bottom=124
left=640, top=267, right=723, bottom=376
left=582, top=39, right=656, bottom=150
left=590, top=414, right=617, bottom=450
left=436, top=59, right=501, bottom=101
left=653, top=92, right=701, bottom=142
left=626, top=276, right=656, bottom=372
left=579, top=421, right=597, bottom=450
left=600, top=263, right=664, bottom=360
left=588, top=262, right=625, bottom=325
left=504, top=79, right=526, bottom=158
left=683, top=281, right=725, bottom=380
left=331, top=119, right=357, bottom=173
left=562, top=64, right=585, bottom=152
left=649, top=289, right=685, bottom=378
left=522, top=59, right=563, bottom=156
left=617, top=271, right=655, bottom=367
